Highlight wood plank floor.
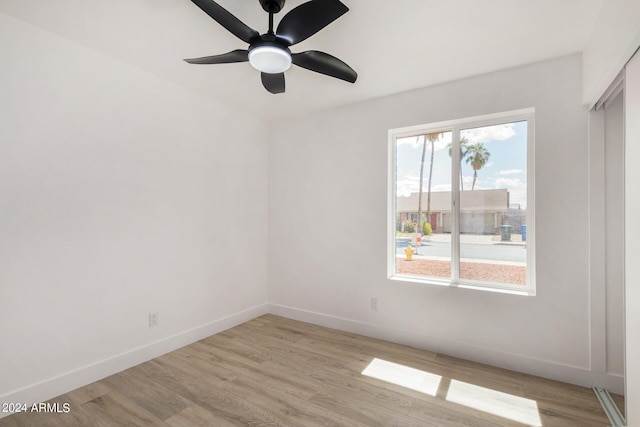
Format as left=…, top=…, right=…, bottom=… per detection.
left=0, top=314, right=623, bottom=426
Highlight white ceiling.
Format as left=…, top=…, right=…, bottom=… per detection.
left=0, top=0, right=606, bottom=121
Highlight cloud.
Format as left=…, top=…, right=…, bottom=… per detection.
left=498, top=169, right=524, bottom=175
left=397, top=133, right=452, bottom=152
left=461, top=123, right=515, bottom=143
left=396, top=174, right=421, bottom=197
left=397, top=136, right=421, bottom=148
left=396, top=173, right=453, bottom=197
left=495, top=177, right=526, bottom=188
left=494, top=177, right=527, bottom=208
left=461, top=176, right=474, bottom=188
left=432, top=183, right=452, bottom=192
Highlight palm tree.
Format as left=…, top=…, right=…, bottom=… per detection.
left=416, top=133, right=442, bottom=237
left=425, top=132, right=441, bottom=228
left=465, top=143, right=491, bottom=190
left=416, top=135, right=427, bottom=236
left=448, top=137, right=469, bottom=191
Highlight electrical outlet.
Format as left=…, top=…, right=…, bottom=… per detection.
left=149, top=312, right=159, bottom=327
left=371, top=298, right=379, bottom=311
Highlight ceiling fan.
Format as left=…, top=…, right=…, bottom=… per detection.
left=184, top=0, right=357, bottom=94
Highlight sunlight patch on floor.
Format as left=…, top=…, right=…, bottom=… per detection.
left=361, top=358, right=442, bottom=396
left=446, top=379, right=542, bottom=426
left=362, top=358, right=542, bottom=426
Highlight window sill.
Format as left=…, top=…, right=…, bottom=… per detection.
left=389, top=274, right=534, bottom=296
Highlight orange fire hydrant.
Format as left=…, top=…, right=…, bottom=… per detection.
left=405, top=245, right=414, bottom=261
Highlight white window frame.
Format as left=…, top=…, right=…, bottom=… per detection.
left=387, top=108, right=536, bottom=295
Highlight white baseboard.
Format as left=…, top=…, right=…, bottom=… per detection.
left=0, top=303, right=268, bottom=419
left=267, top=303, right=624, bottom=394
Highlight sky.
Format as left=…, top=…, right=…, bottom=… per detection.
left=396, top=120, right=528, bottom=209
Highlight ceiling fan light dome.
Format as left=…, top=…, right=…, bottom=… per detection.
left=249, top=45, right=292, bottom=74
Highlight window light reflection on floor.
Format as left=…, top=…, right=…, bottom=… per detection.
left=361, top=358, right=542, bottom=427
left=361, top=358, right=442, bottom=396
left=446, top=379, right=542, bottom=426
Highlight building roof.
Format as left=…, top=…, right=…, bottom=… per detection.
left=397, top=189, right=509, bottom=213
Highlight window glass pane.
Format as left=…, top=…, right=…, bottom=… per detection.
left=395, top=131, right=452, bottom=280
left=458, top=121, right=527, bottom=286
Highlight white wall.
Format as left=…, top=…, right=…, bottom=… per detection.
left=625, top=51, right=640, bottom=427
left=268, top=54, right=622, bottom=391
left=583, top=0, right=640, bottom=107
left=0, top=13, right=268, bottom=408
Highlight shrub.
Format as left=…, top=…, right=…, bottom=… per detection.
left=422, top=221, right=433, bottom=236
left=403, top=221, right=417, bottom=233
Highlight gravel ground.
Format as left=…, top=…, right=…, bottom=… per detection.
left=396, top=258, right=526, bottom=285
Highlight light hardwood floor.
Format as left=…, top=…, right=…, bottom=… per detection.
left=0, top=315, right=623, bottom=426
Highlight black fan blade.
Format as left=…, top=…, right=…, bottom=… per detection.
left=184, top=49, right=249, bottom=64
left=292, top=51, right=357, bottom=83
left=190, top=0, right=259, bottom=43
left=261, top=72, right=285, bottom=94
left=276, top=0, right=348, bottom=46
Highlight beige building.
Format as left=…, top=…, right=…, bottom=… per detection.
left=397, top=188, right=513, bottom=234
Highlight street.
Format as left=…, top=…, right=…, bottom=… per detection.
left=396, top=236, right=526, bottom=264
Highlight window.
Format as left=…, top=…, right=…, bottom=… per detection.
left=388, top=109, right=535, bottom=294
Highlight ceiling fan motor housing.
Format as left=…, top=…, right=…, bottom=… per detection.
left=260, top=0, right=286, bottom=13
left=248, top=37, right=292, bottom=73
